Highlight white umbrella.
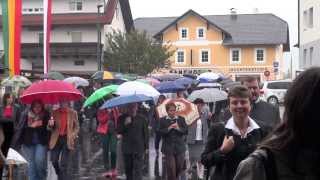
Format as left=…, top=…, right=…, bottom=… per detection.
left=188, top=88, right=228, bottom=103
left=116, top=81, right=160, bottom=97
left=197, top=72, right=222, bottom=81
left=64, top=77, right=89, bottom=87
left=6, top=148, right=28, bottom=165
left=197, top=82, right=221, bottom=88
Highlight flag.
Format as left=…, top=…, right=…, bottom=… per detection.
left=1, top=0, right=22, bottom=76
left=43, top=0, right=52, bottom=74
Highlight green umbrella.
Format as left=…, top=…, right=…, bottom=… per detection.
left=83, top=85, right=119, bottom=108
left=42, top=71, right=65, bottom=80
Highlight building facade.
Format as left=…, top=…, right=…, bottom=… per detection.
left=0, top=0, right=133, bottom=76
left=135, top=10, right=290, bottom=81
left=298, top=0, right=320, bottom=69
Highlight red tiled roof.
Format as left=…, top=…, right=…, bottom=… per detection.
left=0, top=0, right=117, bottom=27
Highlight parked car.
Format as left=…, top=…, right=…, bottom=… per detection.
left=260, top=79, right=292, bottom=106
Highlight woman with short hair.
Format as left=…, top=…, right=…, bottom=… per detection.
left=201, top=86, right=265, bottom=180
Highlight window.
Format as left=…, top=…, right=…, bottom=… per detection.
left=310, top=47, right=314, bottom=65
left=179, top=28, right=188, bottom=40
left=69, top=0, right=83, bottom=11
left=303, top=10, right=308, bottom=28
left=309, top=7, right=313, bottom=28
left=303, top=49, right=307, bottom=67
left=71, top=32, right=82, bottom=42
left=199, top=49, right=210, bottom=64
left=197, top=27, right=206, bottom=39
left=267, top=82, right=291, bottom=90
left=176, top=50, right=185, bottom=63
left=74, top=60, right=85, bottom=66
left=230, top=48, right=241, bottom=63
left=255, top=48, right=265, bottom=63
left=38, top=33, right=44, bottom=44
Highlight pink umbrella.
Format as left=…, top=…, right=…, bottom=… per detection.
left=20, top=80, right=83, bottom=104
left=145, top=77, right=160, bottom=87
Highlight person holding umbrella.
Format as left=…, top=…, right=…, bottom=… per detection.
left=48, top=101, right=79, bottom=180
left=14, top=99, right=50, bottom=180
left=117, top=103, right=148, bottom=180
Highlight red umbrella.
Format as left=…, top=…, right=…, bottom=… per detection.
left=20, top=80, right=83, bottom=104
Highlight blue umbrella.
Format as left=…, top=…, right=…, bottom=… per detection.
left=155, top=81, right=186, bottom=93
left=100, top=94, right=152, bottom=109
left=174, top=77, right=199, bottom=87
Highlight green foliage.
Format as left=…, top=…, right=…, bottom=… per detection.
left=104, top=30, right=173, bottom=75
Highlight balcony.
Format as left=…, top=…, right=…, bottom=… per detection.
left=21, top=42, right=102, bottom=58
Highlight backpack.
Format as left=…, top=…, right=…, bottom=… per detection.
left=250, top=148, right=278, bottom=180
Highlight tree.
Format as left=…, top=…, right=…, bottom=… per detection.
left=104, top=30, right=174, bottom=75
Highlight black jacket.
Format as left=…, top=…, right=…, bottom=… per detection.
left=158, top=116, right=188, bottom=155
left=201, top=122, right=264, bottom=180
left=117, top=113, right=148, bottom=154
left=20, top=109, right=50, bottom=146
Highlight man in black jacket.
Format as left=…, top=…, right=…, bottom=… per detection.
left=117, top=103, right=148, bottom=180
left=158, top=103, right=188, bottom=180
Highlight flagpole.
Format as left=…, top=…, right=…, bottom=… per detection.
left=43, top=0, right=52, bottom=75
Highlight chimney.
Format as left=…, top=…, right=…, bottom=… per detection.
left=230, top=8, right=237, bottom=20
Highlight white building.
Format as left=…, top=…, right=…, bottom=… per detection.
left=0, top=0, right=134, bottom=76
left=298, top=0, right=320, bottom=69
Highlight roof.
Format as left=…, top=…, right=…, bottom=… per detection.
left=0, top=0, right=134, bottom=31
left=154, top=10, right=231, bottom=38
left=134, top=10, right=290, bottom=51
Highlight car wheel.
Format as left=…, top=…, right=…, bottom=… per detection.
left=267, top=96, right=279, bottom=106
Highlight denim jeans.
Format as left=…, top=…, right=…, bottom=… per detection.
left=22, top=144, right=48, bottom=180
left=50, top=136, right=70, bottom=180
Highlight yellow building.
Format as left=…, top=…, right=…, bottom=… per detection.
left=135, top=10, right=290, bottom=81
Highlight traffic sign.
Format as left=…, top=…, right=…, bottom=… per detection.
left=273, top=61, right=279, bottom=68
left=264, top=70, right=270, bottom=77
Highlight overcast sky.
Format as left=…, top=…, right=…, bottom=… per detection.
left=130, top=0, right=299, bottom=73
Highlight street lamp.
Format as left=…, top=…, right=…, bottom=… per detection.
left=97, top=3, right=103, bottom=71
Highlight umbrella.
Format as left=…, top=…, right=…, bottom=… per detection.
left=152, top=73, right=182, bottom=81
left=64, top=77, right=89, bottom=87
left=100, top=94, right=152, bottom=109
left=155, top=81, right=186, bottom=93
left=136, top=77, right=160, bottom=87
left=20, top=80, right=83, bottom=104
left=156, top=98, right=199, bottom=125
left=188, top=88, right=228, bottom=103
left=174, top=77, right=199, bottom=87
left=116, top=81, right=160, bottom=97
left=197, top=82, right=222, bottom=88
left=6, top=148, right=28, bottom=165
left=223, top=81, right=241, bottom=90
left=197, top=72, right=222, bottom=82
left=83, top=85, right=119, bottom=108
left=43, top=71, right=65, bottom=80
left=1, top=75, right=32, bottom=88
left=91, top=71, right=114, bottom=80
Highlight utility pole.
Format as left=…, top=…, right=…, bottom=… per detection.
left=97, top=4, right=103, bottom=71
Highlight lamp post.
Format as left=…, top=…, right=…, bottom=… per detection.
left=97, top=4, right=103, bottom=71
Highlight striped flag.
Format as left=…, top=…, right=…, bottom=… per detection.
left=1, top=0, right=22, bottom=76
left=43, top=0, right=52, bottom=74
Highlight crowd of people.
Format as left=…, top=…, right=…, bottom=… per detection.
left=0, top=67, right=320, bottom=180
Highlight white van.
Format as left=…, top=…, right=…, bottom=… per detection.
left=260, top=79, right=292, bottom=106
